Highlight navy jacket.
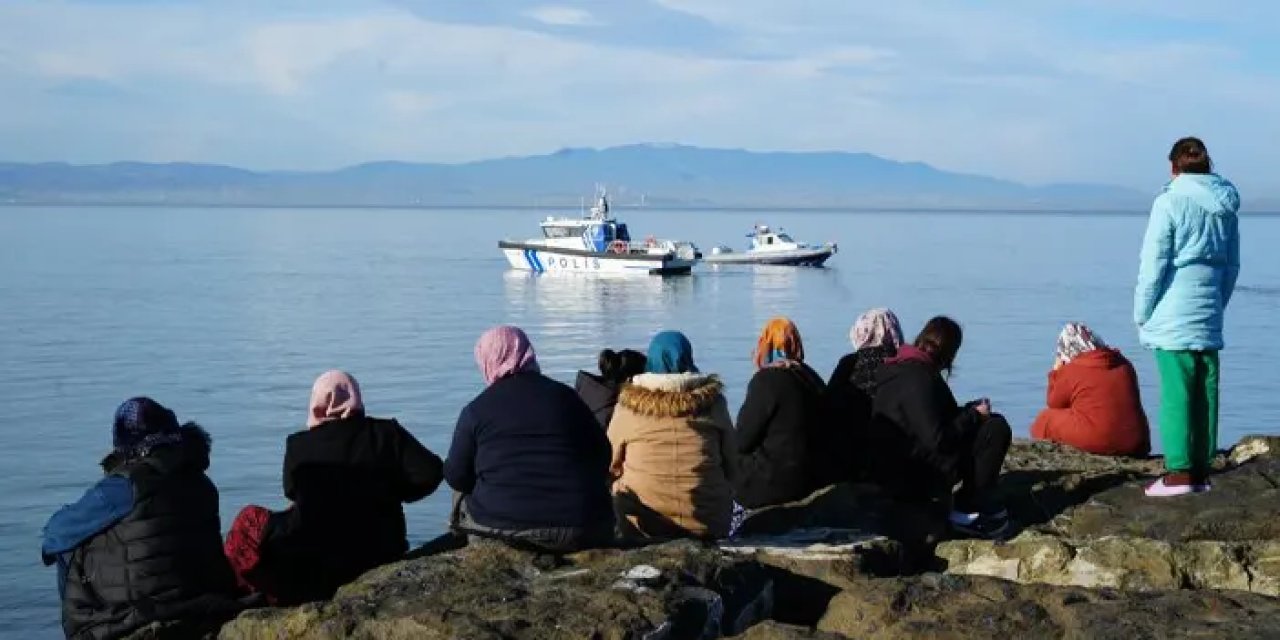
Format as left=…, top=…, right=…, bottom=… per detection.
left=445, top=372, right=613, bottom=530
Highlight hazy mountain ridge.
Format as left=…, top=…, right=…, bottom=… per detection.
left=0, top=144, right=1149, bottom=208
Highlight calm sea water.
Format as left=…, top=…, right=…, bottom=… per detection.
left=2, top=205, right=1277, bottom=636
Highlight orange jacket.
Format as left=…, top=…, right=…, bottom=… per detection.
left=1030, top=348, right=1150, bottom=456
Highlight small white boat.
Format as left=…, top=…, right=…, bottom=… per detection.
left=703, top=225, right=837, bottom=267
left=499, top=191, right=700, bottom=275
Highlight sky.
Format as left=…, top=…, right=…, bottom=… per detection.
left=1, top=0, right=1278, bottom=191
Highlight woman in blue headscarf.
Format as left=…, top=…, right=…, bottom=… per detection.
left=607, top=331, right=738, bottom=540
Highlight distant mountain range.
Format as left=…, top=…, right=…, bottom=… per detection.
left=0, top=144, right=1150, bottom=209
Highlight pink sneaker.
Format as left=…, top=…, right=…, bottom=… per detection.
left=1145, top=477, right=1197, bottom=497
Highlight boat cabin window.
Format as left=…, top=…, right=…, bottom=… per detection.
left=765, top=236, right=774, bottom=245
left=543, top=225, right=585, bottom=239
left=777, top=233, right=794, bottom=243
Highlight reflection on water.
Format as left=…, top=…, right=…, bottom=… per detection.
left=501, top=271, right=698, bottom=377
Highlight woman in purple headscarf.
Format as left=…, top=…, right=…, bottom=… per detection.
left=444, top=325, right=615, bottom=552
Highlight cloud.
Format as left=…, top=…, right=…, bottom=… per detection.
left=523, top=5, right=602, bottom=27
left=0, top=0, right=1276, bottom=192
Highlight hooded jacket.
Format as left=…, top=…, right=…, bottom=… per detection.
left=734, top=363, right=828, bottom=508
left=1031, top=348, right=1150, bottom=457
left=574, top=371, right=622, bottom=429
left=867, top=349, right=983, bottom=501
left=49, top=426, right=240, bottom=640
left=608, top=373, right=737, bottom=539
left=1135, top=173, right=1241, bottom=351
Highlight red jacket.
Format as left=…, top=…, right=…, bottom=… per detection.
left=1030, top=348, right=1150, bottom=457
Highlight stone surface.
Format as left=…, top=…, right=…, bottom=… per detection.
left=218, top=539, right=772, bottom=640
left=939, top=435, right=1280, bottom=596
left=816, top=572, right=1280, bottom=639
left=727, top=621, right=846, bottom=639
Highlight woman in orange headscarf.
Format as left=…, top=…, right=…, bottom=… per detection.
left=733, top=318, right=828, bottom=509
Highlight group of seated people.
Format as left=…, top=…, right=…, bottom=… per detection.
left=39, top=311, right=1155, bottom=639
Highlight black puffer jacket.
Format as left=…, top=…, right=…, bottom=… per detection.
left=868, top=354, right=983, bottom=502
left=268, top=415, right=444, bottom=604
left=63, top=426, right=239, bottom=640
left=733, top=363, right=828, bottom=508
left=574, top=371, right=622, bottom=429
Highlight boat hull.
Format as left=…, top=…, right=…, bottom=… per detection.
left=499, top=242, right=695, bottom=275
left=703, top=246, right=836, bottom=267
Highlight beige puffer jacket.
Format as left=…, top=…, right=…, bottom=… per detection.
left=607, top=373, right=737, bottom=539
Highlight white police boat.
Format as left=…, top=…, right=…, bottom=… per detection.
left=499, top=192, right=700, bottom=275
left=703, top=224, right=837, bottom=267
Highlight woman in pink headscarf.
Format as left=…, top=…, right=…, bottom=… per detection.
left=226, top=369, right=443, bottom=604
left=816, top=308, right=906, bottom=486
left=445, top=326, right=615, bottom=552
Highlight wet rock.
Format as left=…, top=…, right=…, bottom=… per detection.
left=219, top=540, right=772, bottom=640
left=722, top=528, right=902, bottom=626
left=727, top=621, right=846, bottom=639
left=816, top=572, right=1280, bottom=639
left=939, top=435, right=1280, bottom=595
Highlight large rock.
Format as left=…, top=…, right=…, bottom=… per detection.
left=817, top=572, right=1280, bottom=639
left=939, top=435, right=1280, bottom=595
left=219, top=540, right=773, bottom=640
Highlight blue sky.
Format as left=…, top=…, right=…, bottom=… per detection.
left=1, top=0, right=1278, bottom=191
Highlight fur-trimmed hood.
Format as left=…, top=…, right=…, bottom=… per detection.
left=617, top=373, right=724, bottom=418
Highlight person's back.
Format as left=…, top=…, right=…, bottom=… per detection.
left=611, top=372, right=736, bottom=538
left=735, top=318, right=827, bottom=508
left=274, top=414, right=443, bottom=599
left=575, top=349, right=647, bottom=429
left=822, top=309, right=906, bottom=486
left=1031, top=324, right=1150, bottom=457
left=1136, top=172, right=1240, bottom=352
left=450, top=371, right=614, bottom=531
left=44, top=399, right=239, bottom=640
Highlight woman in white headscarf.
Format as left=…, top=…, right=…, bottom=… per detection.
left=1030, top=323, right=1151, bottom=457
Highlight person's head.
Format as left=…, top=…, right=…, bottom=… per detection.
left=850, top=308, right=904, bottom=351
left=1056, top=322, right=1107, bottom=365
left=753, top=317, right=805, bottom=368
left=475, top=325, right=540, bottom=385
left=308, top=370, right=364, bottom=428
left=1169, top=136, right=1213, bottom=176
left=646, top=331, right=698, bottom=374
left=112, top=397, right=183, bottom=459
left=598, top=348, right=647, bottom=383
left=913, top=316, right=963, bottom=372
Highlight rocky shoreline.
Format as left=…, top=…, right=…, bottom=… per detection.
left=128, top=435, right=1280, bottom=639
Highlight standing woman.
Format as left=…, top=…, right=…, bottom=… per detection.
left=734, top=317, right=827, bottom=508
left=1135, top=137, right=1241, bottom=497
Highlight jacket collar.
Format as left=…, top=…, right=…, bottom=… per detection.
left=619, top=373, right=723, bottom=417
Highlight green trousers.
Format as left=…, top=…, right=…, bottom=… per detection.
left=1153, top=349, right=1220, bottom=473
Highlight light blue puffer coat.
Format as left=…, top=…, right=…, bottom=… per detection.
left=1134, top=173, right=1241, bottom=351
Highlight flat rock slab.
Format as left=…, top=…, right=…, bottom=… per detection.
left=817, top=572, right=1280, bottom=639
left=219, top=540, right=773, bottom=640
left=940, top=435, right=1280, bottom=595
